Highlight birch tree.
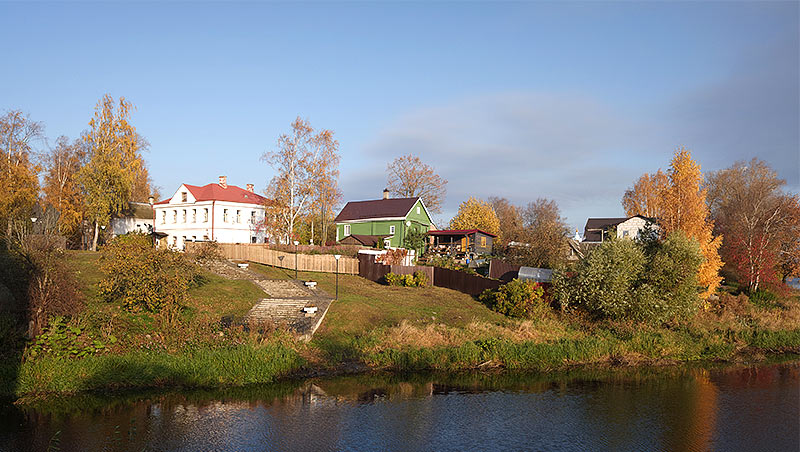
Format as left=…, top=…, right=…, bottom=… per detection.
left=42, top=136, right=87, bottom=240
left=78, top=95, right=146, bottom=251
left=706, top=158, right=797, bottom=292
left=0, top=110, right=43, bottom=241
left=386, top=154, right=447, bottom=213
left=262, top=117, right=340, bottom=244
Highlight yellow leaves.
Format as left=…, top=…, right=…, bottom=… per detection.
left=624, top=147, right=725, bottom=298
left=449, top=197, right=501, bottom=237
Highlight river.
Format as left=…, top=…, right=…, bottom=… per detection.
left=1, top=360, right=798, bottom=452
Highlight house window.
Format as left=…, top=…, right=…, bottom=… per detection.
left=192, top=209, right=197, bottom=223
left=236, top=210, right=241, bottom=224
left=172, top=236, right=177, bottom=247
left=417, top=206, right=420, bottom=215
left=182, top=210, right=187, bottom=223
left=384, top=238, right=391, bottom=248
left=161, top=211, right=166, bottom=224
left=181, top=192, right=187, bottom=202
left=344, top=224, right=350, bottom=236
left=390, top=225, right=395, bottom=234
left=622, top=230, right=629, bottom=238
left=223, top=209, right=229, bottom=223
left=204, top=208, right=209, bottom=222
left=480, top=236, right=487, bottom=247
left=251, top=211, right=256, bottom=222
left=173, top=210, right=177, bottom=224
left=251, top=236, right=257, bottom=244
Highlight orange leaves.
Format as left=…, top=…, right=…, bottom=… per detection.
left=624, top=147, right=724, bottom=298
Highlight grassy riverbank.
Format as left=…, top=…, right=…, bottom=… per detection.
left=3, top=254, right=799, bottom=400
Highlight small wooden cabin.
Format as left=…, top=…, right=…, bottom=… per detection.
left=427, top=229, right=496, bottom=256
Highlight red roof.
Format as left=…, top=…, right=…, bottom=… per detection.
left=428, top=229, right=497, bottom=238
left=154, top=183, right=269, bottom=205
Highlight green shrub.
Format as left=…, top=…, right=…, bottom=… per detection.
left=385, top=271, right=429, bottom=287
left=426, top=255, right=476, bottom=274
left=553, top=231, right=703, bottom=322
left=479, top=279, right=548, bottom=318
left=749, top=289, right=779, bottom=308
left=99, top=233, right=198, bottom=324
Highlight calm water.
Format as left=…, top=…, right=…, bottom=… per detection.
left=1, top=361, right=798, bottom=452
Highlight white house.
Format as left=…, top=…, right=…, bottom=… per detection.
left=583, top=215, right=657, bottom=243
left=111, top=202, right=155, bottom=237
left=153, top=176, right=270, bottom=250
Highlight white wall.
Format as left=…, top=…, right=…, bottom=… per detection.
left=616, top=217, right=653, bottom=240
left=154, top=199, right=267, bottom=250
left=111, top=217, right=154, bottom=237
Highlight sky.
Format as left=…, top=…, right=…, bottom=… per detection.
left=1, top=1, right=798, bottom=231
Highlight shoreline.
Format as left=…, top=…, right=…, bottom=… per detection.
left=7, top=341, right=799, bottom=405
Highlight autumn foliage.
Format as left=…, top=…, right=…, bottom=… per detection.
left=449, top=197, right=501, bottom=238
left=386, top=154, right=447, bottom=214
left=622, top=148, right=724, bottom=298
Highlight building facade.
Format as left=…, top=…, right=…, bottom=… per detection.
left=153, top=176, right=269, bottom=249
left=334, top=190, right=434, bottom=249
left=111, top=202, right=155, bottom=237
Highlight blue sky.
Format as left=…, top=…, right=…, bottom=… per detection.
left=1, top=1, right=797, bottom=231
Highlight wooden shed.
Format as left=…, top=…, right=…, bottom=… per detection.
left=427, top=229, right=496, bottom=256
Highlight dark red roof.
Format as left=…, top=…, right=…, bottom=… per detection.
left=334, top=197, right=420, bottom=222
left=428, top=229, right=497, bottom=238
left=154, top=183, right=269, bottom=205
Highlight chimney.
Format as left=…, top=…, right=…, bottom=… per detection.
left=246, top=184, right=254, bottom=193
left=382, top=188, right=390, bottom=200
left=218, top=176, right=227, bottom=188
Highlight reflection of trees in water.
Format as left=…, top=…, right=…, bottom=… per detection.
left=7, top=361, right=798, bottom=451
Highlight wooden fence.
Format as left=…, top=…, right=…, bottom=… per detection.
left=194, top=243, right=359, bottom=274
left=489, top=260, right=521, bottom=282
left=359, top=253, right=502, bottom=296
left=433, top=266, right=503, bottom=296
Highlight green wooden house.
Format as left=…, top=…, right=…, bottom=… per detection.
left=334, top=190, right=434, bottom=249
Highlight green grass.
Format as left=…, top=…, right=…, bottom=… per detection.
left=7, top=341, right=302, bottom=397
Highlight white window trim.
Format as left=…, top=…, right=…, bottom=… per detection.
left=344, top=224, right=351, bottom=236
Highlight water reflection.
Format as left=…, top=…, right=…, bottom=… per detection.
left=1, top=361, right=797, bottom=452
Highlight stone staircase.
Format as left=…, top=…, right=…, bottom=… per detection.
left=243, top=279, right=334, bottom=341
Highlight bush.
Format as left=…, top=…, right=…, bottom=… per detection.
left=479, top=279, right=548, bottom=318
left=189, top=240, right=223, bottom=262
left=553, top=231, right=703, bottom=322
left=99, top=233, right=198, bottom=324
left=385, top=271, right=429, bottom=287
left=749, top=289, right=779, bottom=308
left=425, top=255, right=476, bottom=274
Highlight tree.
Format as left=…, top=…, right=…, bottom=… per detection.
left=78, top=95, right=147, bottom=251
left=449, top=197, right=501, bottom=237
left=515, top=198, right=570, bottom=268
left=621, top=170, right=669, bottom=218
left=42, top=136, right=86, bottom=241
left=777, top=198, right=800, bottom=283
left=706, top=158, right=798, bottom=292
left=386, top=154, right=447, bottom=213
left=659, top=147, right=723, bottom=298
left=488, top=196, right=524, bottom=244
left=553, top=231, right=702, bottom=322
left=0, top=110, right=43, bottom=241
left=262, top=117, right=340, bottom=244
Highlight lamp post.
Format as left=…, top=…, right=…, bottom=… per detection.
left=334, top=254, right=341, bottom=300
left=293, top=240, right=299, bottom=279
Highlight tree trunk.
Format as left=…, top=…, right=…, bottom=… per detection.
left=310, top=218, right=314, bottom=245
left=92, top=221, right=99, bottom=251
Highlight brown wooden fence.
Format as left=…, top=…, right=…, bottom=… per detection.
left=489, top=260, right=521, bottom=282
left=193, top=243, right=360, bottom=274
left=359, top=253, right=502, bottom=296
left=433, top=266, right=503, bottom=296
